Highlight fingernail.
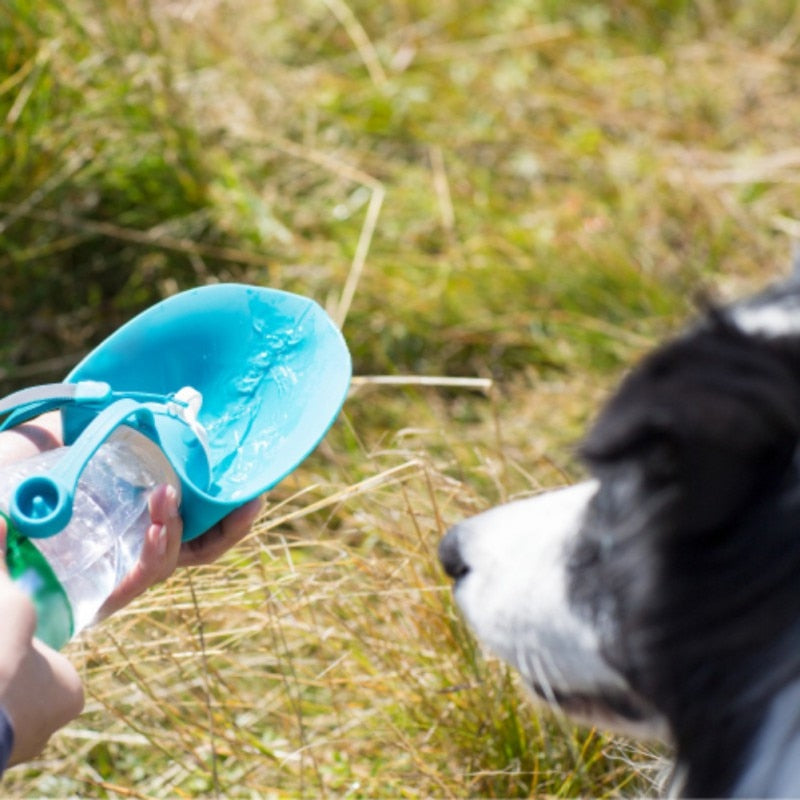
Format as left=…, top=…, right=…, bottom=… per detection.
left=165, top=485, right=180, bottom=518
left=155, top=524, right=169, bottom=556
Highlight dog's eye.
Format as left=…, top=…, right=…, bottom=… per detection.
left=643, top=438, right=681, bottom=483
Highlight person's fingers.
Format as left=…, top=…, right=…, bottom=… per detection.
left=140, top=483, right=183, bottom=582
left=147, top=483, right=181, bottom=536
left=177, top=495, right=264, bottom=568
left=94, top=484, right=182, bottom=620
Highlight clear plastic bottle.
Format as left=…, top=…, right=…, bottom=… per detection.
left=0, top=427, right=180, bottom=649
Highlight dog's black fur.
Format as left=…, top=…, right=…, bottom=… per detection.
left=441, top=273, right=800, bottom=796
left=577, top=285, right=800, bottom=796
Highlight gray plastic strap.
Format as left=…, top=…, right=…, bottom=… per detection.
left=0, top=381, right=112, bottom=418
left=0, top=382, right=187, bottom=432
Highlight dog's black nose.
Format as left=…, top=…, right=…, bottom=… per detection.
left=438, top=526, right=470, bottom=580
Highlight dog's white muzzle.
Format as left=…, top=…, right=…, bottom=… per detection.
left=440, top=481, right=666, bottom=738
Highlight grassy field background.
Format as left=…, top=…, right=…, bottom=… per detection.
left=2, top=0, right=800, bottom=796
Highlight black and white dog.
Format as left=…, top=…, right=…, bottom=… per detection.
left=439, top=273, right=800, bottom=797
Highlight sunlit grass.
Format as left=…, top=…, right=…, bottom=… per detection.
left=2, top=0, right=800, bottom=795
left=7, top=379, right=666, bottom=798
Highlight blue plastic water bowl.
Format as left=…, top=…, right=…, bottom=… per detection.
left=18, top=284, right=353, bottom=541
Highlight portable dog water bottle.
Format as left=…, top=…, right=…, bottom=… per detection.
left=0, top=284, right=351, bottom=647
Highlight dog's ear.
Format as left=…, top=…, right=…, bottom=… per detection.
left=581, top=315, right=800, bottom=532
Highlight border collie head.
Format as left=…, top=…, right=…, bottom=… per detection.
left=440, top=276, right=800, bottom=797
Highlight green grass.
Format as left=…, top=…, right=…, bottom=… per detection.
left=2, top=0, right=800, bottom=795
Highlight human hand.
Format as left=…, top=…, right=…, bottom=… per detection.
left=0, top=519, right=84, bottom=767
left=175, top=495, right=264, bottom=568
left=0, top=411, right=264, bottom=619
left=94, top=483, right=183, bottom=620
left=96, top=488, right=263, bottom=616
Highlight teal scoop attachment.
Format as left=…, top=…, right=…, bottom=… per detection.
left=0, top=284, right=351, bottom=541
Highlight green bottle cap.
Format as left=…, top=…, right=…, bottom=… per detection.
left=2, top=512, right=74, bottom=650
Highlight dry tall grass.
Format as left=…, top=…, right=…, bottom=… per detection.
left=5, top=376, right=665, bottom=798
left=4, top=0, right=800, bottom=796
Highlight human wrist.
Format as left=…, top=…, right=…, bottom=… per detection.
left=0, top=705, right=15, bottom=776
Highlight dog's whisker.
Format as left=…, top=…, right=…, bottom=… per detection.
left=524, top=649, right=561, bottom=711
